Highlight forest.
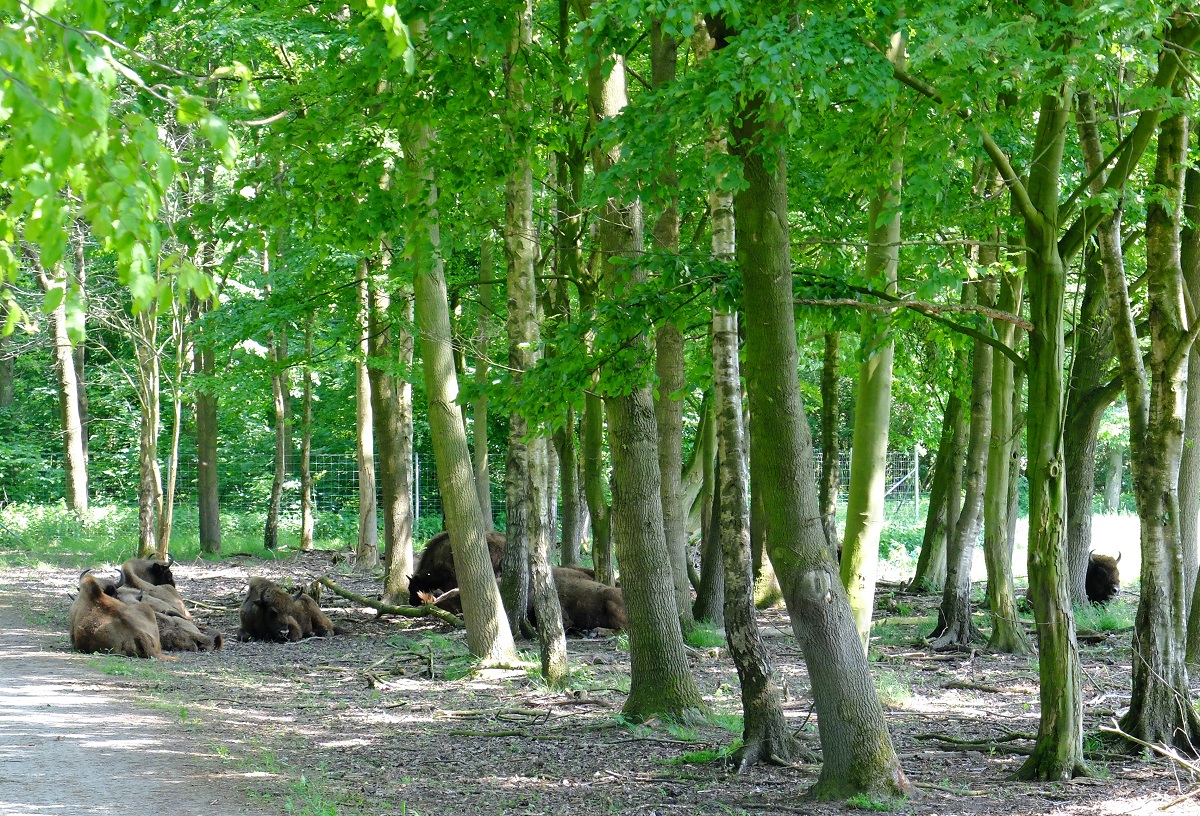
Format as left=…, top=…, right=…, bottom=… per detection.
left=4, top=0, right=1200, bottom=812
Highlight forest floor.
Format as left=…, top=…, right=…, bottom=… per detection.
left=2, top=545, right=1194, bottom=816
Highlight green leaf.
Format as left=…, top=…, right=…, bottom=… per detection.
left=42, top=283, right=65, bottom=314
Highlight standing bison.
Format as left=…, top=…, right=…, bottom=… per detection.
left=1085, top=552, right=1121, bottom=605
left=239, top=577, right=334, bottom=642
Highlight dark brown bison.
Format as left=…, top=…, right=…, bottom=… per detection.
left=155, top=613, right=223, bottom=652
left=1086, top=552, right=1121, bottom=604
left=551, top=566, right=627, bottom=633
left=239, top=577, right=334, bottom=642
left=408, top=530, right=507, bottom=608
left=69, top=573, right=167, bottom=659
left=121, top=557, right=190, bottom=619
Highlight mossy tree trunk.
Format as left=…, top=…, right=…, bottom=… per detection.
left=731, top=81, right=909, bottom=800
left=909, top=375, right=966, bottom=593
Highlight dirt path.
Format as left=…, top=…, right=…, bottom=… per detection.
left=0, top=591, right=273, bottom=816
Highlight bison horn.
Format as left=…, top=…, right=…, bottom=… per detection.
left=166, top=553, right=176, bottom=566
left=1115, top=552, right=1122, bottom=564
left=112, top=569, right=125, bottom=589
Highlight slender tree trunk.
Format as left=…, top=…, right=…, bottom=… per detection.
left=554, top=414, right=581, bottom=566
left=909, top=367, right=966, bottom=592
left=589, top=42, right=703, bottom=718
left=134, top=309, right=161, bottom=558
left=299, top=316, right=315, bottom=552
left=714, top=288, right=797, bottom=769
left=1067, top=94, right=1121, bottom=604
left=1178, top=166, right=1200, bottom=626
left=34, top=255, right=88, bottom=514
left=356, top=261, right=379, bottom=565
left=1103, top=447, right=1123, bottom=513
left=383, top=290, right=416, bottom=605
left=984, top=261, right=1030, bottom=653
left=819, top=331, right=841, bottom=556
left=157, top=305, right=185, bottom=558
left=70, top=222, right=89, bottom=464
left=264, top=324, right=288, bottom=552
left=1112, top=101, right=1200, bottom=749
left=694, top=388, right=723, bottom=624
left=193, top=167, right=220, bottom=553
left=474, top=240, right=495, bottom=530
left=731, top=80, right=909, bottom=800
left=581, top=278, right=613, bottom=583
left=840, top=94, right=903, bottom=648
left=0, top=334, right=12, bottom=408
left=369, top=264, right=409, bottom=590
left=932, top=283, right=991, bottom=650
left=405, top=94, right=516, bottom=662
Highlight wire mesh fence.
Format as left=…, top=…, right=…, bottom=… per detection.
left=7, top=445, right=923, bottom=528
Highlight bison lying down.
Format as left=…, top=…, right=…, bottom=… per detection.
left=70, top=572, right=167, bottom=659
left=239, top=577, right=334, bottom=642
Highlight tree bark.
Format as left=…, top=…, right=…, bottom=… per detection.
left=819, top=331, right=841, bottom=556
left=34, top=254, right=88, bottom=514
left=693, top=388, right=723, bottom=625
left=731, top=80, right=909, bottom=799
left=405, top=96, right=516, bottom=663
left=474, top=240, right=495, bottom=530
left=356, top=261, right=379, bottom=566
left=299, top=315, right=315, bottom=552
left=134, top=308, right=162, bottom=559
left=931, top=282, right=991, bottom=650
left=264, top=322, right=288, bottom=552
left=157, top=303, right=185, bottom=558
left=984, top=260, right=1030, bottom=654
left=588, top=41, right=703, bottom=718
left=840, top=82, right=903, bottom=648
left=1103, top=447, right=1122, bottom=513
left=383, top=289, right=415, bottom=605
left=714, top=288, right=797, bottom=769
left=1179, top=165, right=1200, bottom=625
left=909, top=366, right=966, bottom=592
left=1110, top=96, right=1200, bottom=750
left=193, top=204, right=221, bottom=554
left=70, top=222, right=88, bottom=464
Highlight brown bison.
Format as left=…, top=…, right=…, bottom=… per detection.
left=69, top=573, right=167, bottom=659
left=408, top=530, right=507, bottom=608
left=239, top=577, right=334, bottom=642
left=121, top=557, right=190, bottom=619
left=550, top=567, right=627, bottom=633
left=1086, top=552, right=1121, bottom=605
left=155, top=613, right=223, bottom=652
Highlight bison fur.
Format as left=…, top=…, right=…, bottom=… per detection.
left=121, top=558, right=190, bottom=619
left=239, top=577, right=334, bottom=642
left=1086, top=552, right=1121, bottom=605
left=155, top=613, right=223, bottom=652
left=551, top=567, right=627, bottom=633
left=69, top=573, right=166, bottom=659
left=407, top=530, right=506, bottom=607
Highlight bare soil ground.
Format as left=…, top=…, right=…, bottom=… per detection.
left=4, top=552, right=1196, bottom=816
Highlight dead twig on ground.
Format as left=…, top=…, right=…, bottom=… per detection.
left=316, top=576, right=464, bottom=629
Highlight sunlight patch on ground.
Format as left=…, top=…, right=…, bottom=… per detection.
left=318, top=738, right=372, bottom=748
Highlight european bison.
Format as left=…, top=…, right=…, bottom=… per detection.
left=155, top=613, right=223, bottom=652
left=1086, top=551, right=1121, bottom=605
left=408, top=530, right=507, bottom=608
left=239, top=577, right=334, bottom=642
left=121, top=557, right=190, bottom=619
left=551, top=567, right=626, bottom=633
left=69, top=573, right=166, bottom=659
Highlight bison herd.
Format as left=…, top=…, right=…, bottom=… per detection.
left=69, top=530, right=629, bottom=659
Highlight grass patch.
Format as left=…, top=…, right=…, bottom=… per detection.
left=87, top=655, right=171, bottom=681
left=665, top=740, right=742, bottom=765
left=684, top=622, right=725, bottom=649
left=846, top=793, right=904, bottom=811
left=1075, top=598, right=1135, bottom=632
left=874, top=668, right=913, bottom=706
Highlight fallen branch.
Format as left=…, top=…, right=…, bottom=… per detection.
left=914, top=731, right=1036, bottom=756
left=316, top=576, right=464, bottom=628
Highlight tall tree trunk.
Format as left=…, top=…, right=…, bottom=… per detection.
left=554, top=414, right=581, bottom=566
left=1103, top=447, right=1123, bottom=513
left=264, top=322, right=288, bottom=552
left=1112, top=99, right=1200, bottom=749
left=193, top=210, right=221, bottom=553
left=651, top=15, right=694, bottom=632
left=693, top=388, right=723, bottom=624
left=34, top=254, right=88, bottom=514
left=0, top=334, right=12, bottom=408
left=1178, top=165, right=1200, bottom=626
left=909, top=359, right=967, bottom=592
left=588, top=41, right=703, bottom=718
left=840, top=76, right=904, bottom=648
left=299, top=316, right=315, bottom=552
left=134, top=309, right=161, bottom=558
left=356, top=261, right=379, bottom=566
left=383, top=290, right=416, bottom=605
left=405, top=91, right=516, bottom=662
left=714, top=284, right=797, bottom=769
left=819, top=331, right=841, bottom=556
left=580, top=277, right=613, bottom=584
left=503, top=0, right=568, bottom=687
left=984, top=260, right=1030, bottom=654
left=730, top=79, right=909, bottom=799
left=70, top=222, right=89, bottom=464
left=157, top=304, right=185, bottom=558
left=474, top=240, right=495, bottom=530
left=932, top=283, right=992, bottom=650
left=1067, top=94, right=1121, bottom=604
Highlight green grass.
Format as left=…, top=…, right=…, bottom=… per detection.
left=1075, top=597, right=1136, bottom=632
left=87, top=655, right=171, bottom=681
left=684, top=621, right=726, bottom=648
left=846, top=793, right=904, bottom=811
left=0, top=502, right=357, bottom=569
left=665, top=741, right=742, bottom=765
left=873, top=668, right=913, bottom=706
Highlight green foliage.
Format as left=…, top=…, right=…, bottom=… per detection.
left=846, top=793, right=904, bottom=812
left=872, top=668, right=914, bottom=706
left=1075, top=599, right=1135, bottom=633
left=665, top=741, right=742, bottom=766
